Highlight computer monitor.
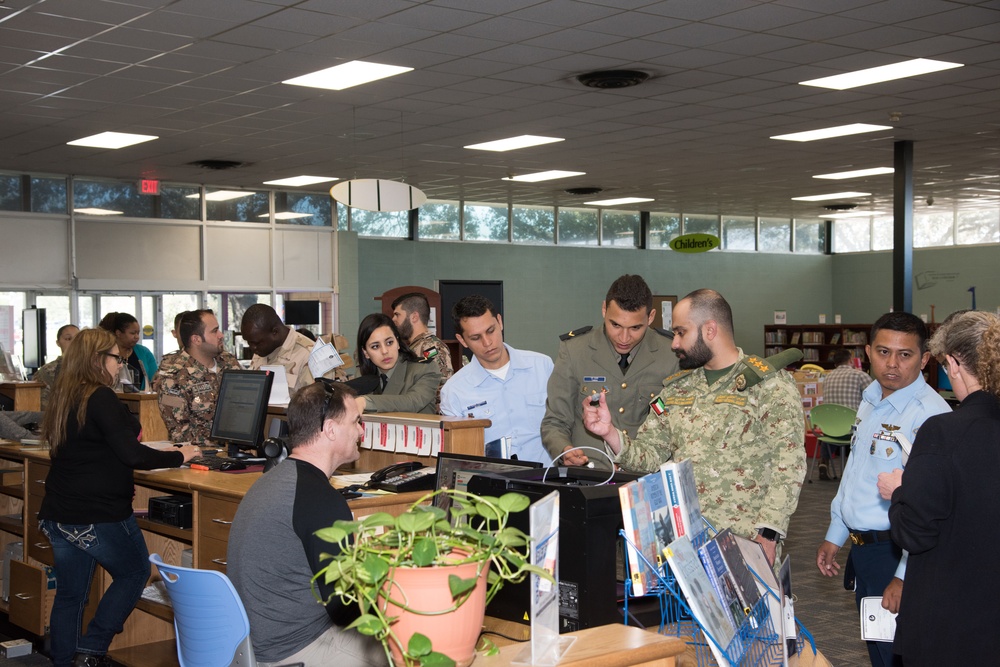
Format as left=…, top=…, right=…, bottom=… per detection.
left=21, top=307, right=46, bottom=371
left=434, top=452, right=542, bottom=516
left=210, top=369, right=274, bottom=458
left=284, top=300, right=320, bottom=325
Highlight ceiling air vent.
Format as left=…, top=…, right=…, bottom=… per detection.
left=576, top=70, right=650, bottom=89
left=188, top=159, right=245, bottom=170
left=565, top=187, right=603, bottom=196
left=823, top=203, right=858, bottom=211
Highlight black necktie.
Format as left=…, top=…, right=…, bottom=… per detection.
left=379, top=373, right=388, bottom=394
left=618, top=353, right=630, bottom=374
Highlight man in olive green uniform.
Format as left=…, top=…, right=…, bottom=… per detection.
left=392, top=292, right=453, bottom=410
left=584, top=289, right=805, bottom=563
left=153, top=309, right=241, bottom=445
left=541, top=275, right=677, bottom=469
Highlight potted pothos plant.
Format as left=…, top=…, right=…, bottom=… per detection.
left=312, top=488, right=553, bottom=667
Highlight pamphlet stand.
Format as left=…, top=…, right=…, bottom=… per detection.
left=621, top=526, right=816, bottom=667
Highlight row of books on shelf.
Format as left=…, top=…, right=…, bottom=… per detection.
left=619, top=460, right=799, bottom=667
left=764, top=331, right=788, bottom=345
left=764, top=346, right=867, bottom=362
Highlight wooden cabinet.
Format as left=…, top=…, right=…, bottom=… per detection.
left=764, top=324, right=871, bottom=370
left=8, top=559, right=51, bottom=636
left=24, top=460, right=51, bottom=565
left=197, top=494, right=239, bottom=573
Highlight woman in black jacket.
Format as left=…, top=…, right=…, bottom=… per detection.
left=39, top=328, right=200, bottom=667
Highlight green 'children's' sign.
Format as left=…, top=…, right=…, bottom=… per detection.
left=670, top=233, right=720, bottom=253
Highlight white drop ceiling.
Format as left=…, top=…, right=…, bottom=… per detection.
left=1, top=0, right=999, bottom=218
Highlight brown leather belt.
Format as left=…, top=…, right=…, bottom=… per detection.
left=849, top=529, right=892, bottom=546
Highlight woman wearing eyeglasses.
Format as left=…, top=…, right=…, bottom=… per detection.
left=355, top=313, right=440, bottom=415
left=98, top=312, right=158, bottom=392
left=38, top=328, right=201, bottom=667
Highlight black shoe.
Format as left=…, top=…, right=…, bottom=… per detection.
left=74, top=654, right=112, bottom=667
left=818, top=463, right=830, bottom=480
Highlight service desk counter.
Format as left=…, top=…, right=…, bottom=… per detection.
left=0, top=381, right=43, bottom=411
left=116, top=391, right=169, bottom=442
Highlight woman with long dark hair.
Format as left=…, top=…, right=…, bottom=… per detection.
left=39, top=328, right=200, bottom=667
left=98, top=312, right=157, bottom=391
left=354, top=313, right=440, bottom=415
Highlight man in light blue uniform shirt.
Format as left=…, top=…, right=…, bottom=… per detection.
left=440, top=295, right=553, bottom=465
left=816, top=312, right=950, bottom=667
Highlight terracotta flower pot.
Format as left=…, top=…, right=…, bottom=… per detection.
left=383, top=556, right=489, bottom=667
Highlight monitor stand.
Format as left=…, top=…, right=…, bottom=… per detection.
left=228, top=444, right=254, bottom=459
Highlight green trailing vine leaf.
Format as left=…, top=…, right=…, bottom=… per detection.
left=346, top=613, right=383, bottom=636
left=407, top=632, right=432, bottom=657
left=412, top=537, right=438, bottom=566
left=448, top=573, right=479, bottom=598
left=420, top=651, right=457, bottom=667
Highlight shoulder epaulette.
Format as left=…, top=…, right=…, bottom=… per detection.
left=734, top=348, right=803, bottom=392
left=663, top=369, right=693, bottom=387
left=651, top=327, right=674, bottom=339
left=559, top=325, right=593, bottom=341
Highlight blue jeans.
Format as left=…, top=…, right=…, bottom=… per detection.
left=40, top=517, right=150, bottom=667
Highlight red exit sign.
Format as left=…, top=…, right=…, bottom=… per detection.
left=139, top=179, right=160, bottom=195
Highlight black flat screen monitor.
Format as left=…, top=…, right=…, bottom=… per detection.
left=210, top=369, right=274, bottom=458
left=21, top=307, right=46, bottom=371
left=434, top=452, right=542, bottom=516
left=284, top=300, right=320, bottom=325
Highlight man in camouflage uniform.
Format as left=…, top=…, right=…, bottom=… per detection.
left=542, top=274, right=677, bottom=469
left=153, top=309, right=241, bottom=445
left=242, top=304, right=343, bottom=393
left=584, top=289, right=805, bottom=563
left=391, top=292, right=452, bottom=409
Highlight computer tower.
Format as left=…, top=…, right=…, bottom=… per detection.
left=466, top=466, right=640, bottom=632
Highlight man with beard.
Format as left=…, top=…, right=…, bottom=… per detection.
left=391, top=292, right=452, bottom=410
left=153, top=309, right=241, bottom=445
left=583, top=288, right=805, bottom=563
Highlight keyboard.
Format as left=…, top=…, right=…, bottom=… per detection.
left=187, top=456, right=244, bottom=471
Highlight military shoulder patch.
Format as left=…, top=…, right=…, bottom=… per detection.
left=662, top=369, right=693, bottom=387
left=559, top=325, right=593, bottom=341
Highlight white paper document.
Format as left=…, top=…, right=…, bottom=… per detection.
left=308, top=340, right=344, bottom=379
left=861, top=596, right=897, bottom=642
left=262, top=365, right=290, bottom=405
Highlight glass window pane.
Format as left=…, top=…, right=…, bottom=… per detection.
left=649, top=213, right=680, bottom=249
left=35, top=295, right=72, bottom=364
left=0, top=292, right=27, bottom=366
left=956, top=208, right=1000, bottom=245
left=31, top=176, right=67, bottom=214
left=463, top=202, right=508, bottom=241
left=162, top=293, right=200, bottom=354
left=77, top=295, right=95, bottom=329
left=337, top=202, right=348, bottom=231
left=832, top=218, right=871, bottom=253
left=74, top=178, right=154, bottom=217
left=557, top=207, right=598, bottom=246
left=0, top=173, right=21, bottom=211
left=207, top=293, right=271, bottom=358
left=759, top=217, right=791, bottom=252
left=602, top=210, right=640, bottom=247
left=161, top=184, right=201, bottom=220
left=793, top=219, right=826, bottom=254
left=205, top=189, right=268, bottom=222
left=275, top=191, right=332, bottom=226
left=351, top=208, right=409, bottom=237
left=419, top=201, right=460, bottom=240
left=683, top=214, right=718, bottom=236
left=512, top=205, right=554, bottom=244
left=872, top=216, right=893, bottom=251
left=914, top=211, right=954, bottom=248
left=722, top=216, right=756, bottom=251
left=99, top=295, right=138, bottom=322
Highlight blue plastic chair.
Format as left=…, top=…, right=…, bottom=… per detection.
left=149, top=553, right=257, bottom=667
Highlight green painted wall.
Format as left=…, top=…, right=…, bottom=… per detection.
left=342, top=237, right=835, bottom=359
left=831, top=245, right=1000, bottom=324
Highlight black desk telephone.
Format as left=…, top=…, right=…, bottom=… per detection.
left=366, top=461, right=437, bottom=493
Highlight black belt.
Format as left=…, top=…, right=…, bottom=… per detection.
left=849, top=529, right=893, bottom=546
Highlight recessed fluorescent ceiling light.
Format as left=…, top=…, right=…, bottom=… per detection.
left=283, top=61, right=412, bottom=91
left=502, top=170, right=585, bottom=183
left=792, top=192, right=871, bottom=201
left=263, top=176, right=339, bottom=187
left=186, top=191, right=255, bottom=202
left=74, top=208, right=123, bottom=215
left=260, top=212, right=315, bottom=220
left=772, top=123, right=892, bottom=142
left=67, top=131, right=158, bottom=149
left=464, top=135, right=564, bottom=152
left=800, top=58, right=963, bottom=90
left=814, top=167, right=894, bottom=180
left=584, top=197, right=654, bottom=206
left=825, top=211, right=886, bottom=219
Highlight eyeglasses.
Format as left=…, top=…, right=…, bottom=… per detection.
left=104, top=352, right=126, bottom=365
